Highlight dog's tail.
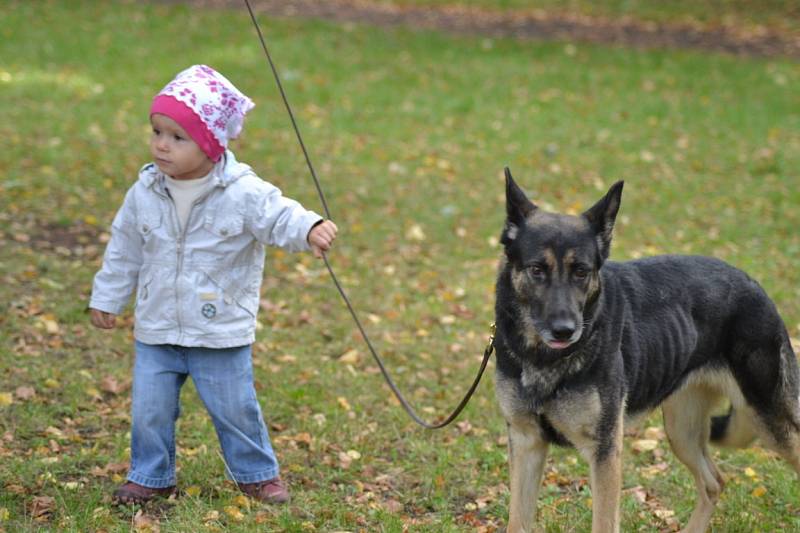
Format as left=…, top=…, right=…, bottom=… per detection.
left=710, top=406, right=758, bottom=448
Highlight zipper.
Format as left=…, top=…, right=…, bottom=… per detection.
left=164, top=179, right=221, bottom=344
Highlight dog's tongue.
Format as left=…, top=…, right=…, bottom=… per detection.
left=547, top=340, right=572, bottom=350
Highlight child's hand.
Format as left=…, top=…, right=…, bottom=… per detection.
left=90, top=308, right=117, bottom=329
left=308, top=220, right=338, bottom=258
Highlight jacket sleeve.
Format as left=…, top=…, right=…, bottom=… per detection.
left=248, top=180, right=323, bottom=252
left=89, top=187, right=144, bottom=314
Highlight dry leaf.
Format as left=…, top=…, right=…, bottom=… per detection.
left=100, top=375, right=125, bottom=395
left=631, top=439, right=659, bottom=453
left=751, top=486, right=767, bottom=497
left=383, top=498, right=404, bottom=513
left=338, top=349, right=360, bottom=365
left=405, top=224, right=426, bottom=241
left=224, top=505, right=245, bottom=521
left=30, top=496, right=55, bottom=519
left=337, top=396, right=352, bottom=411
left=15, top=386, right=35, bottom=400
left=133, top=509, right=160, bottom=532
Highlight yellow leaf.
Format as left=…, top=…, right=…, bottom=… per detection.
left=337, top=396, right=351, bottom=410
left=405, top=224, right=426, bottom=241
left=751, top=486, right=767, bottom=497
left=224, top=506, right=245, bottom=521
left=0, top=506, right=10, bottom=521
left=44, top=378, right=60, bottom=389
left=185, top=485, right=201, bottom=497
left=744, top=467, right=757, bottom=478
left=203, top=510, right=220, bottom=522
left=39, top=316, right=60, bottom=334
left=338, top=349, right=360, bottom=365
left=0, top=393, right=13, bottom=407
left=85, top=387, right=102, bottom=400
left=631, top=439, right=659, bottom=453
left=233, top=495, right=250, bottom=509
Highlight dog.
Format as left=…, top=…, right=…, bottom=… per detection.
left=494, top=168, right=800, bottom=533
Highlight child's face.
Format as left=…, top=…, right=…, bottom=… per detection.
left=150, top=113, right=215, bottom=180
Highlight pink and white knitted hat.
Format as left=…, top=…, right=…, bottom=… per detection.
left=150, top=65, right=255, bottom=162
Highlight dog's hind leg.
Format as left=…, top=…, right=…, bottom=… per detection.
left=662, top=385, right=725, bottom=533
left=506, top=420, right=549, bottom=533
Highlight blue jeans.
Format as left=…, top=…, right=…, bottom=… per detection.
left=127, top=341, right=279, bottom=488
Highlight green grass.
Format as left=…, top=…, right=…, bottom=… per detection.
left=375, top=0, right=800, bottom=34
left=1, top=0, right=799, bottom=531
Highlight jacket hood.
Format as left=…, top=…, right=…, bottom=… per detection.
left=139, top=150, right=255, bottom=190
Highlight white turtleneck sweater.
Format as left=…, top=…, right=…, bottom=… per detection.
left=165, top=173, right=214, bottom=231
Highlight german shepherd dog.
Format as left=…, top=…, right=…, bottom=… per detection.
left=494, top=168, right=800, bottom=533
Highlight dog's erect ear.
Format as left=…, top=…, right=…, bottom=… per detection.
left=583, top=181, right=624, bottom=262
left=503, top=167, right=537, bottom=244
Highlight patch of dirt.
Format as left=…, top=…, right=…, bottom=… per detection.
left=158, top=0, right=800, bottom=58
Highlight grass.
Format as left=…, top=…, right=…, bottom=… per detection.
left=1, top=0, right=799, bottom=531
left=374, top=0, right=800, bottom=35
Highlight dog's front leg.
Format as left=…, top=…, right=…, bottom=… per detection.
left=584, top=415, right=623, bottom=533
left=507, top=421, right=549, bottom=533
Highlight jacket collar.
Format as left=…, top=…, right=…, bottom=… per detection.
left=139, top=150, right=254, bottom=191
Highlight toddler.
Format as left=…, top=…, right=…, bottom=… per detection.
left=89, top=64, right=337, bottom=505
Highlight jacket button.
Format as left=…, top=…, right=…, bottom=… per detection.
left=220, top=228, right=228, bottom=236
left=142, top=224, right=149, bottom=232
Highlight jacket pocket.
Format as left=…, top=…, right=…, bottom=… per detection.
left=137, top=212, right=163, bottom=242
left=137, top=275, right=153, bottom=302
left=200, top=266, right=258, bottom=319
left=203, top=212, right=245, bottom=239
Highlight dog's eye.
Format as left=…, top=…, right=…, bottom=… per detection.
left=528, top=264, right=546, bottom=278
left=573, top=266, right=590, bottom=279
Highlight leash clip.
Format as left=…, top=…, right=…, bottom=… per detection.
left=485, top=322, right=496, bottom=355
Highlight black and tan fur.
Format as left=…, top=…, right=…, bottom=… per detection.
left=494, top=168, right=800, bottom=533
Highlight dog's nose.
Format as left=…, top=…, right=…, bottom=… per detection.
left=551, top=320, right=576, bottom=341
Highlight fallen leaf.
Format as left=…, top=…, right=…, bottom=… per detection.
left=39, top=316, right=60, bottom=335
left=185, top=485, right=201, bottom=497
left=654, top=509, right=675, bottom=519
left=0, top=393, right=13, bottom=407
left=751, top=486, right=767, bottom=497
left=338, top=349, right=360, bottom=365
left=233, top=495, right=250, bottom=510
left=15, top=386, right=36, bottom=400
left=224, top=505, right=245, bottom=521
left=405, top=224, right=426, bottom=241
left=30, top=496, right=55, bottom=520
left=631, top=439, right=659, bottom=453
left=133, top=509, right=160, bottom=532
left=100, top=375, right=125, bottom=395
left=383, top=498, right=403, bottom=513
left=337, top=396, right=352, bottom=411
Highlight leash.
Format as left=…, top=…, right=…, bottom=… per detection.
left=243, top=0, right=494, bottom=429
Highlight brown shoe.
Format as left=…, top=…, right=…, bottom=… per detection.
left=238, top=477, right=290, bottom=504
left=113, top=481, right=176, bottom=505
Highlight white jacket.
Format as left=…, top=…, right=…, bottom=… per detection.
left=90, top=151, right=322, bottom=348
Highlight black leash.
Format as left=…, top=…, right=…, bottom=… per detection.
left=243, top=0, right=494, bottom=429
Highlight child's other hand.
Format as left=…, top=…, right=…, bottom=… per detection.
left=90, top=308, right=117, bottom=329
left=308, top=220, right=338, bottom=258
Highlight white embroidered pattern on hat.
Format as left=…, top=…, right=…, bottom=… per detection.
left=156, top=65, right=255, bottom=150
